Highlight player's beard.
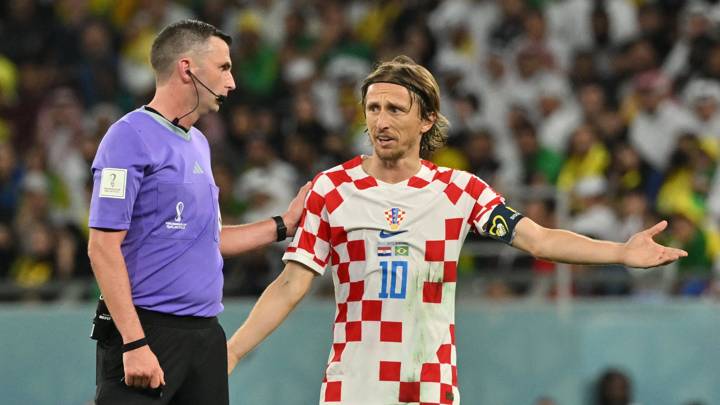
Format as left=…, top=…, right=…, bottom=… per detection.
left=372, top=133, right=420, bottom=162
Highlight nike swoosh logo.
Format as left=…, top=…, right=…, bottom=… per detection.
left=379, top=230, right=408, bottom=239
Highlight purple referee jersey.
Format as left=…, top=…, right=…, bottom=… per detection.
left=89, top=107, right=223, bottom=317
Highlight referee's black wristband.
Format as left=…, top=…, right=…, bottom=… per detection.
left=272, top=216, right=287, bottom=242
left=122, top=337, right=148, bottom=353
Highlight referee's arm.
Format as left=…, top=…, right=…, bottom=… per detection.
left=88, top=228, right=165, bottom=389
left=219, top=182, right=310, bottom=256
left=226, top=261, right=316, bottom=373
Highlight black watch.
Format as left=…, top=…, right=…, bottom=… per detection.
left=272, top=216, right=287, bottom=242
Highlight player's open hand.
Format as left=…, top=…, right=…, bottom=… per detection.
left=283, top=181, right=312, bottom=236
left=623, top=220, right=688, bottom=268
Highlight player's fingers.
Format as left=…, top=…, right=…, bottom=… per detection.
left=646, top=220, right=667, bottom=237
left=149, top=372, right=161, bottom=389
left=159, top=367, right=166, bottom=386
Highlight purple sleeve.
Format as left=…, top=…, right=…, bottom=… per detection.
left=88, top=120, right=150, bottom=230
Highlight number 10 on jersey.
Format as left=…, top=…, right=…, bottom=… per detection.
left=379, top=260, right=408, bottom=299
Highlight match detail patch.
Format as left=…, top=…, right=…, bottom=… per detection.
left=99, top=168, right=127, bottom=199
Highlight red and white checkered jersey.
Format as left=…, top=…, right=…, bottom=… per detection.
left=283, top=156, right=505, bottom=405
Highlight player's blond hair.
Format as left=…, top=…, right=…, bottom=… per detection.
left=361, top=55, right=450, bottom=158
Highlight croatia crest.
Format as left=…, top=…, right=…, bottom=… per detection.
left=384, top=207, right=406, bottom=231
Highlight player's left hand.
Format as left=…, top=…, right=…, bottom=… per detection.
left=622, top=220, right=688, bottom=268
left=283, top=181, right=312, bottom=236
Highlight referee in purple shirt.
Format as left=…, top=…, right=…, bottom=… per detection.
left=87, top=20, right=309, bottom=404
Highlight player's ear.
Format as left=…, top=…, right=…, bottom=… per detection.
left=420, top=112, right=436, bottom=134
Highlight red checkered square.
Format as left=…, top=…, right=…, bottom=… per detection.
left=421, top=363, right=441, bottom=382
left=336, top=262, right=350, bottom=283
left=408, top=176, right=430, bottom=188
left=326, top=169, right=352, bottom=187
left=347, top=240, right=366, bottom=261
left=451, top=365, right=458, bottom=386
left=486, top=196, right=502, bottom=210
left=399, top=382, right=421, bottom=402
left=298, top=231, right=317, bottom=253
left=306, top=190, right=325, bottom=216
left=331, top=343, right=345, bottom=362
left=468, top=202, right=482, bottom=228
left=423, top=282, right=443, bottom=303
left=445, top=218, right=463, bottom=240
left=335, top=303, right=347, bottom=322
left=380, top=321, right=402, bottom=342
left=324, top=381, right=342, bottom=402
left=443, top=183, right=463, bottom=205
left=379, top=361, right=401, bottom=381
left=464, top=176, right=487, bottom=200
left=330, top=248, right=340, bottom=266
left=325, top=188, right=344, bottom=214
left=354, top=176, right=378, bottom=190
left=437, top=344, right=452, bottom=364
left=425, top=240, right=445, bottom=262
left=440, top=384, right=454, bottom=404
left=330, top=226, right=347, bottom=245
left=433, top=170, right=452, bottom=184
left=450, top=324, right=456, bottom=345
left=313, top=256, right=326, bottom=267
left=443, top=262, right=457, bottom=282
left=345, top=321, right=362, bottom=341
left=342, top=156, right=362, bottom=169
left=317, top=219, right=331, bottom=242
left=347, top=281, right=364, bottom=301
left=362, top=300, right=382, bottom=321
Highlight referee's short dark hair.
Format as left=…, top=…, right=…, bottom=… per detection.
left=150, top=19, right=232, bottom=83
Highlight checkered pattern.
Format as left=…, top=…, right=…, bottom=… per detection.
left=376, top=324, right=459, bottom=404
left=283, top=157, right=506, bottom=404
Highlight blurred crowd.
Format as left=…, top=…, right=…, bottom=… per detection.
left=1, top=0, right=720, bottom=301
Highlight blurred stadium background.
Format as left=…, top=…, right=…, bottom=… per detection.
left=0, top=0, right=719, bottom=404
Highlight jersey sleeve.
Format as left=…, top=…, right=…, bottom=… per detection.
left=282, top=173, right=333, bottom=275
left=88, top=120, right=151, bottom=230
left=467, top=174, right=524, bottom=245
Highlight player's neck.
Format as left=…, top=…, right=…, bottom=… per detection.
left=147, top=84, right=200, bottom=128
left=362, top=154, right=422, bottom=184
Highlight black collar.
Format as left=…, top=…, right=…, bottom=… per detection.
left=143, top=105, right=189, bottom=133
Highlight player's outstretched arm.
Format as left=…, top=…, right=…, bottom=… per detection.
left=226, top=261, right=316, bottom=374
left=512, top=218, right=687, bottom=268
left=219, top=182, right=311, bottom=256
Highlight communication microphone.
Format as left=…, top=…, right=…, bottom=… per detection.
left=172, top=70, right=226, bottom=125
left=187, top=70, right=226, bottom=105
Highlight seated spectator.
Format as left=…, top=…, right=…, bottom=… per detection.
left=594, top=368, right=634, bottom=405
left=668, top=213, right=717, bottom=296
left=557, top=124, right=610, bottom=191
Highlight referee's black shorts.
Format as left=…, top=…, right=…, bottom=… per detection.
left=95, top=307, right=228, bottom=405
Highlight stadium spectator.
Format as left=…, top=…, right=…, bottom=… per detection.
left=0, top=0, right=718, bottom=303
left=594, top=368, right=634, bottom=405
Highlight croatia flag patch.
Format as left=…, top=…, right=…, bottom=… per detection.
left=377, top=246, right=392, bottom=256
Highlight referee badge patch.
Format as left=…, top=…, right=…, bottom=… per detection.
left=99, top=168, right=127, bottom=199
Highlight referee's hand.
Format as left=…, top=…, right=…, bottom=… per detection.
left=123, top=345, right=166, bottom=389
